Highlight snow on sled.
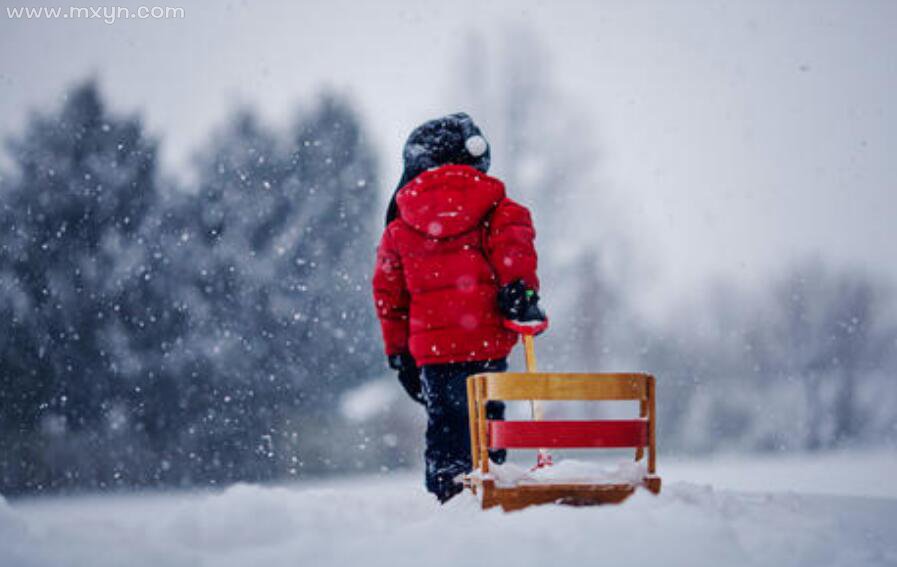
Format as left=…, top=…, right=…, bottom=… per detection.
left=463, top=333, right=661, bottom=512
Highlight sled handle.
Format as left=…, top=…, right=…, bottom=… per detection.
left=523, top=334, right=542, bottom=419
left=503, top=317, right=548, bottom=373
left=522, top=333, right=551, bottom=467
left=523, top=334, right=537, bottom=373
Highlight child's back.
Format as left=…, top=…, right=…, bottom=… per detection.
left=374, top=164, right=538, bottom=366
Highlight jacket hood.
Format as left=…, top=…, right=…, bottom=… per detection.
left=395, top=165, right=505, bottom=238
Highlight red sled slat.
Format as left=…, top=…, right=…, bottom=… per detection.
left=487, top=420, right=648, bottom=449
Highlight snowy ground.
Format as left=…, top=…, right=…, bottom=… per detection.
left=2, top=450, right=896, bottom=567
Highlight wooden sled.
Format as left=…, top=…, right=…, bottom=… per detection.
left=464, top=335, right=661, bottom=512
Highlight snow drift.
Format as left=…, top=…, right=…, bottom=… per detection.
left=2, top=451, right=896, bottom=567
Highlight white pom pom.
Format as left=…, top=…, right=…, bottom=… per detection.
left=465, top=135, right=487, bottom=157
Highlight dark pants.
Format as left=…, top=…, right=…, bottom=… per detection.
left=420, top=359, right=507, bottom=502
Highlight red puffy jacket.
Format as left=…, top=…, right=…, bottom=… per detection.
left=372, top=164, right=539, bottom=366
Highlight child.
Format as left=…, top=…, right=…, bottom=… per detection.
left=372, top=113, right=546, bottom=503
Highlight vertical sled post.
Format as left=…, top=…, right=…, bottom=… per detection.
left=467, top=377, right=480, bottom=474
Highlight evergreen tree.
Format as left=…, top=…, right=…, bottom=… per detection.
left=288, top=94, right=380, bottom=404
left=0, top=81, right=167, bottom=492
left=180, top=95, right=381, bottom=478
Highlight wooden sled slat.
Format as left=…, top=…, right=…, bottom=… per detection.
left=488, top=419, right=648, bottom=449
left=477, top=477, right=662, bottom=512
left=481, top=372, right=649, bottom=401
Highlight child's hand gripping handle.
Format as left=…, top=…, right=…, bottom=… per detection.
left=498, top=280, right=548, bottom=343
left=503, top=317, right=548, bottom=372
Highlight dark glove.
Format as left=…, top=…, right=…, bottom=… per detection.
left=388, top=352, right=425, bottom=406
left=497, top=279, right=547, bottom=323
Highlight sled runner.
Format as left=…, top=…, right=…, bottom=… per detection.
left=464, top=332, right=661, bottom=512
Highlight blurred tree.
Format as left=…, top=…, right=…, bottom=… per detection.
left=759, top=262, right=895, bottom=449
left=180, top=94, right=381, bottom=479
left=647, top=262, right=897, bottom=453
left=288, top=94, right=381, bottom=403
left=0, top=80, right=172, bottom=492
left=0, top=81, right=383, bottom=494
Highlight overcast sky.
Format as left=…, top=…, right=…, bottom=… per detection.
left=1, top=0, right=895, bottom=316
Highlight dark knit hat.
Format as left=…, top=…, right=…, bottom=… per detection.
left=386, top=113, right=490, bottom=225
